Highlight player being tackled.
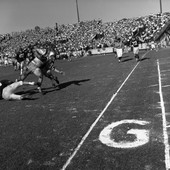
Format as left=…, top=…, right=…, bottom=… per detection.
left=0, top=79, right=35, bottom=100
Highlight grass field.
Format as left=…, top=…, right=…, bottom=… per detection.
left=1, top=48, right=170, bottom=170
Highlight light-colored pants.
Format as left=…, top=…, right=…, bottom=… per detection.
left=2, top=81, right=23, bottom=100
left=116, top=48, right=123, bottom=58
left=133, top=47, right=139, bottom=54
left=27, top=59, right=43, bottom=77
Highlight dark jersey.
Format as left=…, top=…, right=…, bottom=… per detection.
left=131, top=39, right=139, bottom=47
left=41, top=56, right=55, bottom=71
left=0, top=80, right=14, bottom=99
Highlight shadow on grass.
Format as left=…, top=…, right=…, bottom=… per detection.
left=43, top=78, right=91, bottom=95
left=121, top=58, right=133, bottom=62
left=17, top=79, right=91, bottom=96
left=140, top=57, right=150, bottom=61
left=57, top=79, right=90, bottom=89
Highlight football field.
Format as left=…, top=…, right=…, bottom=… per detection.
left=1, top=48, right=170, bottom=170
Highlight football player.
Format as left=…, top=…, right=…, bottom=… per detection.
left=114, top=37, right=124, bottom=62
left=41, top=46, right=65, bottom=87
left=0, top=80, right=35, bottom=100
left=131, top=36, right=142, bottom=62
left=19, top=44, right=48, bottom=93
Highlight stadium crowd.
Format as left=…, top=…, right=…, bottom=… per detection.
left=0, top=12, right=170, bottom=65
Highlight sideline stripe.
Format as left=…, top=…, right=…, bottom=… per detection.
left=61, top=51, right=149, bottom=170
left=157, top=59, right=170, bottom=170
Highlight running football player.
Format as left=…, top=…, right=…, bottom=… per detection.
left=131, top=36, right=142, bottom=62
left=19, top=44, right=48, bottom=93
left=41, top=46, right=65, bottom=87
left=114, top=37, right=124, bottom=62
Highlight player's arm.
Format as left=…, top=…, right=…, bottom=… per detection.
left=49, top=61, right=65, bottom=75
left=20, top=81, right=36, bottom=85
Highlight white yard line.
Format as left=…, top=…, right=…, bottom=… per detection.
left=157, top=59, right=170, bottom=170
left=61, top=52, right=149, bottom=170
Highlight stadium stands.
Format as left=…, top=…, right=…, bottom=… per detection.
left=0, top=12, right=170, bottom=63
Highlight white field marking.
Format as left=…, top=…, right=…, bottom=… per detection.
left=149, top=84, right=159, bottom=87
left=162, top=85, right=170, bottom=88
left=157, top=59, right=170, bottom=170
left=99, top=119, right=150, bottom=148
left=161, top=69, right=170, bottom=73
left=61, top=51, right=150, bottom=170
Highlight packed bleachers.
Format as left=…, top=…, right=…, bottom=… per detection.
left=0, top=12, right=170, bottom=63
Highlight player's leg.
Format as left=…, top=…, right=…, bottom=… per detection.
left=19, top=61, right=37, bottom=81
left=135, top=54, right=139, bottom=61
left=116, top=48, right=123, bottom=62
left=133, top=47, right=139, bottom=62
left=43, top=70, right=60, bottom=87
left=19, top=68, right=30, bottom=81
left=34, top=68, right=43, bottom=92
